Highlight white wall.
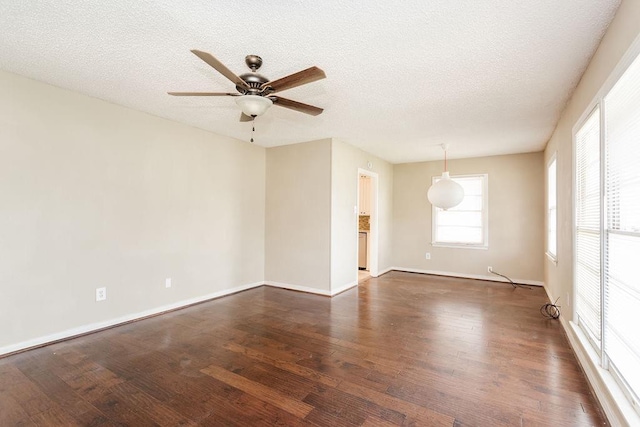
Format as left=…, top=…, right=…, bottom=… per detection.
left=264, top=138, right=394, bottom=295
left=0, top=70, right=266, bottom=351
left=392, top=152, right=544, bottom=283
left=264, top=139, right=332, bottom=293
left=330, top=139, right=393, bottom=292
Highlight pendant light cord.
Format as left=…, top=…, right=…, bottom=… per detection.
left=441, top=143, right=449, bottom=173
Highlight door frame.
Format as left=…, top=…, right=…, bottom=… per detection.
left=357, top=168, right=379, bottom=278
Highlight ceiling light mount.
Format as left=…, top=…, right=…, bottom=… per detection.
left=245, top=54, right=263, bottom=72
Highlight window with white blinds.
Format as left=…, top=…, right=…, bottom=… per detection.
left=573, top=46, right=640, bottom=414
left=575, top=107, right=602, bottom=346
left=603, top=50, right=640, bottom=403
left=547, top=156, right=557, bottom=259
left=432, top=174, right=488, bottom=248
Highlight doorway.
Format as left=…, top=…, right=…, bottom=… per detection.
left=357, top=168, right=378, bottom=283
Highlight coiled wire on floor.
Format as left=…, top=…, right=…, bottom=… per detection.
left=540, top=297, right=561, bottom=319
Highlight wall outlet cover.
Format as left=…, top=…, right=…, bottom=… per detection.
left=165, top=278, right=172, bottom=288
left=425, top=252, right=431, bottom=260
left=96, top=287, right=106, bottom=302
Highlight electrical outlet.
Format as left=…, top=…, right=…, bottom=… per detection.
left=96, top=287, right=106, bottom=302
left=487, top=266, right=493, bottom=273
left=165, top=278, right=172, bottom=288
left=425, top=252, right=431, bottom=260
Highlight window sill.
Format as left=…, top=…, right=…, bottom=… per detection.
left=569, top=321, right=640, bottom=425
left=432, top=242, right=488, bottom=250
left=545, top=252, right=558, bottom=265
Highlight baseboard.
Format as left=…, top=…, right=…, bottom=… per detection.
left=375, top=267, right=394, bottom=277
left=264, top=281, right=332, bottom=296
left=330, top=281, right=358, bottom=296
left=0, top=281, right=263, bottom=357
left=390, top=267, right=544, bottom=287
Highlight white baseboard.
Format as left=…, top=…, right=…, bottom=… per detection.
left=375, top=267, right=394, bottom=277
left=0, top=281, right=263, bottom=357
left=264, top=280, right=359, bottom=297
left=331, top=281, right=358, bottom=296
left=264, top=281, right=332, bottom=296
left=390, top=267, right=544, bottom=287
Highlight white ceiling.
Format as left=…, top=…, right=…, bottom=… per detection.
left=0, top=0, right=621, bottom=163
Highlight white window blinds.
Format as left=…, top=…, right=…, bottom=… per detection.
left=603, top=52, right=640, bottom=401
left=547, top=157, right=557, bottom=258
left=575, top=107, right=601, bottom=345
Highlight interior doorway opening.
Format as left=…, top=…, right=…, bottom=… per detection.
left=357, top=169, right=379, bottom=283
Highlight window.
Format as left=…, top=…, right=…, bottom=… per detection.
left=432, top=174, right=488, bottom=248
left=575, top=107, right=602, bottom=347
left=547, top=156, right=557, bottom=260
left=603, top=49, right=640, bottom=406
left=574, top=47, right=640, bottom=413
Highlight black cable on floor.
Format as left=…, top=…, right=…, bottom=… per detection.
left=489, top=269, right=533, bottom=290
left=541, top=297, right=561, bottom=319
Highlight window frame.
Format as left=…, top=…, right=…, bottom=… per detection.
left=570, top=32, right=640, bottom=422
left=431, top=173, right=488, bottom=250
left=546, top=154, right=558, bottom=263
left=573, top=104, right=603, bottom=354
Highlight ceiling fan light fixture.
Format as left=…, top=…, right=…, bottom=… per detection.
left=235, top=95, right=272, bottom=117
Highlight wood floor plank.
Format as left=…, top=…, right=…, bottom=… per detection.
left=200, top=364, right=315, bottom=419
left=0, top=393, right=36, bottom=426
left=337, top=379, right=455, bottom=426
left=0, top=272, right=608, bottom=426
left=223, top=342, right=341, bottom=388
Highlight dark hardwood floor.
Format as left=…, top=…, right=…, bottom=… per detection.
left=0, top=272, right=607, bottom=426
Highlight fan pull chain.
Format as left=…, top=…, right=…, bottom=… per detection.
left=251, top=117, right=256, bottom=143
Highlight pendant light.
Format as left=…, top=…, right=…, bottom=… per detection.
left=427, top=144, right=464, bottom=210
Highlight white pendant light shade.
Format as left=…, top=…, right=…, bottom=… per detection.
left=235, top=95, right=273, bottom=117
left=428, top=171, right=464, bottom=210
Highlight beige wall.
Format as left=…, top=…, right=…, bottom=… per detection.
left=392, top=152, right=544, bottom=282
left=265, top=139, right=332, bottom=293
left=544, top=0, right=640, bottom=320
left=265, top=138, right=394, bottom=294
left=330, top=139, right=393, bottom=291
left=0, top=70, right=266, bottom=351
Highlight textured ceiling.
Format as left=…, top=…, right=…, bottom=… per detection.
left=0, top=0, right=621, bottom=163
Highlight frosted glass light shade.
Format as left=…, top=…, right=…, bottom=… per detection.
left=235, top=95, right=273, bottom=117
left=427, top=171, right=464, bottom=210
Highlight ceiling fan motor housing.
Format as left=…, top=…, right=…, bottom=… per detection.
left=238, top=72, right=269, bottom=95
left=237, top=55, right=272, bottom=96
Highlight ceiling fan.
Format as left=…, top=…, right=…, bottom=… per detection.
left=168, top=50, right=326, bottom=122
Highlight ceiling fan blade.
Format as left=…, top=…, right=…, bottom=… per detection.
left=271, top=97, right=323, bottom=116
left=262, top=66, right=326, bottom=93
left=239, top=113, right=253, bottom=122
left=167, top=92, right=239, bottom=96
left=190, top=49, right=249, bottom=90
